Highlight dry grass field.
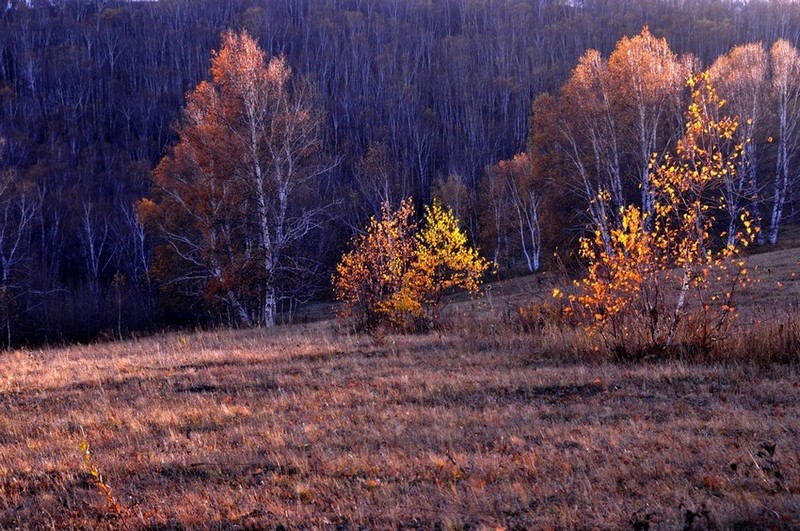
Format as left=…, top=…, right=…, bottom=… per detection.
left=2, top=248, right=800, bottom=529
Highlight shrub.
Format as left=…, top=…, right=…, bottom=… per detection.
left=517, top=295, right=573, bottom=334
left=333, top=198, right=490, bottom=331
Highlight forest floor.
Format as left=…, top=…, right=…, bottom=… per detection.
left=1, top=248, right=800, bottom=529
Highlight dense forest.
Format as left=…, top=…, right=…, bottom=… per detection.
left=1, top=0, right=800, bottom=345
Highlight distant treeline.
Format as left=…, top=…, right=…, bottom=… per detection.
left=0, top=0, right=799, bottom=346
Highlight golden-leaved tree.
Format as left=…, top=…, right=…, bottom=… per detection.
left=569, top=73, right=757, bottom=356
left=708, top=43, right=769, bottom=246
left=333, top=198, right=489, bottom=331
left=140, top=30, right=329, bottom=326
left=558, top=28, right=689, bottom=251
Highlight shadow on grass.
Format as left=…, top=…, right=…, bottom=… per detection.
left=397, top=381, right=607, bottom=410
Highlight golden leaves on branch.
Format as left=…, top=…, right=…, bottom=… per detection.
left=569, top=73, right=757, bottom=357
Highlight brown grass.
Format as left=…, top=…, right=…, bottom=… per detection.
left=2, top=248, right=800, bottom=529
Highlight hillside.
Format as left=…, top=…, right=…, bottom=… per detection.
left=3, top=0, right=800, bottom=346
left=1, top=247, right=799, bottom=529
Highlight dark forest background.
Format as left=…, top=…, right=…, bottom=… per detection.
left=1, top=0, right=799, bottom=346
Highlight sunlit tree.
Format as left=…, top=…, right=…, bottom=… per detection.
left=570, top=73, right=756, bottom=355
left=608, top=27, right=687, bottom=223
left=709, top=42, right=769, bottom=245
left=403, top=200, right=490, bottom=326
left=333, top=198, right=489, bottom=331
left=559, top=48, right=621, bottom=251
left=768, top=39, right=800, bottom=245
left=557, top=29, right=690, bottom=248
left=332, top=199, right=417, bottom=331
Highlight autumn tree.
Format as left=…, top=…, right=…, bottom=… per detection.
left=526, top=92, right=569, bottom=260
left=570, top=73, right=756, bottom=356
left=142, top=30, right=330, bottom=326
left=476, top=92, right=564, bottom=274
left=608, top=27, right=687, bottom=224
left=556, top=28, right=691, bottom=248
left=559, top=48, right=622, bottom=251
left=481, top=153, right=543, bottom=273
left=768, top=39, right=800, bottom=245
left=407, top=200, right=490, bottom=325
left=3, top=1, right=800, bottom=344
left=333, top=198, right=489, bottom=331
left=478, top=158, right=516, bottom=269
left=333, top=199, right=417, bottom=331
left=708, top=43, right=769, bottom=245
left=509, top=153, right=539, bottom=273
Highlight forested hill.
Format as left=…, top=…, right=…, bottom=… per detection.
left=1, top=0, right=799, bottom=345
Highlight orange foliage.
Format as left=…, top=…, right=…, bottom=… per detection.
left=570, top=72, right=757, bottom=356
left=333, top=198, right=489, bottom=331
left=333, top=198, right=417, bottom=330
left=140, top=30, right=325, bottom=326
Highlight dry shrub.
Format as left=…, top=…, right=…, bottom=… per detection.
left=517, top=302, right=560, bottom=335
left=725, top=312, right=800, bottom=365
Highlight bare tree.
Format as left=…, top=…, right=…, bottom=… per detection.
left=0, top=140, right=37, bottom=347
left=78, top=201, right=113, bottom=310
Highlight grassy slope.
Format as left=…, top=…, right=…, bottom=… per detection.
left=1, top=249, right=800, bottom=528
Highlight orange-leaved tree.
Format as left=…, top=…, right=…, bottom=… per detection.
left=140, top=30, right=329, bottom=327
left=332, top=198, right=417, bottom=331
left=333, top=198, right=489, bottom=331
left=569, top=72, right=757, bottom=356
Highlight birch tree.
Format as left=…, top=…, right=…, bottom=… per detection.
left=608, top=27, right=686, bottom=224
left=485, top=153, right=543, bottom=273
left=559, top=49, right=623, bottom=252
left=143, top=30, right=330, bottom=326
left=708, top=43, right=769, bottom=245
left=0, top=139, right=37, bottom=347
left=571, top=73, right=756, bottom=355
left=768, top=39, right=800, bottom=245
